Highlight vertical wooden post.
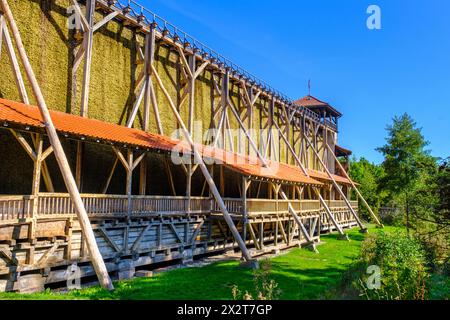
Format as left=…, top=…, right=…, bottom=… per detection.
left=76, top=0, right=95, bottom=191
left=241, top=176, right=248, bottom=245
left=29, top=134, right=43, bottom=240
left=219, top=165, right=225, bottom=196
left=139, top=158, right=147, bottom=195
left=139, top=27, right=156, bottom=195
left=75, top=142, right=83, bottom=190
left=126, top=149, right=133, bottom=219
left=220, top=71, right=229, bottom=149
left=80, top=0, right=95, bottom=117
left=0, top=0, right=113, bottom=290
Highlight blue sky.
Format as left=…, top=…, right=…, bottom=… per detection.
left=140, top=0, right=450, bottom=164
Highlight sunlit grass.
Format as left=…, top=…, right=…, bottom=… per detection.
left=0, top=224, right=396, bottom=300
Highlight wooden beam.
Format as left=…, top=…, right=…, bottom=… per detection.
left=102, top=157, right=118, bottom=194
left=326, top=144, right=383, bottom=227
left=2, top=22, right=29, bottom=104
left=75, top=142, right=83, bottom=189
left=228, top=97, right=267, bottom=166
left=70, top=0, right=89, bottom=31
left=79, top=0, right=95, bottom=117
left=247, top=223, right=260, bottom=250
left=35, top=242, right=59, bottom=267
left=72, top=41, right=86, bottom=73
left=0, top=248, right=18, bottom=265
left=304, top=134, right=365, bottom=230
left=177, top=46, right=193, bottom=79
left=10, top=129, right=36, bottom=161
left=30, top=133, right=54, bottom=192
left=126, top=81, right=146, bottom=127
left=272, top=120, right=346, bottom=236
left=193, top=61, right=209, bottom=79
left=92, top=11, right=119, bottom=33
left=131, top=152, right=146, bottom=171
left=31, top=134, right=43, bottom=196
left=131, top=223, right=153, bottom=253
left=112, top=147, right=128, bottom=169
left=0, top=15, right=3, bottom=58
left=190, top=220, right=205, bottom=245
left=1, top=0, right=113, bottom=290
left=40, top=145, right=53, bottom=162
left=151, top=64, right=253, bottom=261
left=98, top=227, right=121, bottom=252
left=169, top=223, right=184, bottom=244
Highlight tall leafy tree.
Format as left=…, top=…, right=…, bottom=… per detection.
left=376, top=113, right=434, bottom=234
left=348, top=157, right=387, bottom=221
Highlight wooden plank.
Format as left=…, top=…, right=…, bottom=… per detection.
left=131, top=224, right=153, bottom=253
left=79, top=0, right=95, bottom=117
left=102, top=157, right=118, bottom=194
left=1, top=0, right=113, bottom=290
left=0, top=248, right=18, bottom=265
left=34, top=242, right=58, bottom=267
left=2, top=21, right=28, bottom=104
left=168, top=223, right=184, bottom=244
left=97, top=227, right=121, bottom=252
left=190, top=220, right=204, bottom=245
left=10, top=129, right=36, bottom=161
left=92, top=11, right=119, bottom=33
left=247, top=223, right=260, bottom=250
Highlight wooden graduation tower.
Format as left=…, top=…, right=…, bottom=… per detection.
left=0, top=0, right=379, bottom=292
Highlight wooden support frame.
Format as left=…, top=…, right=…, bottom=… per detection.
left=271, top=120, right=347, bottom=237
left=270, top=183, right=315, bottom=246
left=326, top=144, right=383, bottom=227
left=150, top=62, right=253, bottom=261
left=0, top=0, right=114, bottom=290
left=303, top=134, right=366, bottom=230
left=113, top=147, right=146, bottom=217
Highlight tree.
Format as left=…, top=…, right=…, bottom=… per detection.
left=410, top=157, right=450, bottom=269
left=376, top=113, right=435, bottom=234
left=348, top=157, right=387, bottom=221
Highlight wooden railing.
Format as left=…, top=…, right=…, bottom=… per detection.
left=36, top=193, right=211, bottom=217
left=246, top=199, right=321, bottom=214
left=0, top=195, right=32, bottom=220
left=327, top=200, right=358, bottom=209
left=0, top=193, right=359, bottom=220
left=212, top=198, right=243, bottom=214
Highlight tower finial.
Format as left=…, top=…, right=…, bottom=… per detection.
left=308, top=79, right=311, bottom=96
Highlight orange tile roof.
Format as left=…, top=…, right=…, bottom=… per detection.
left=0, top=98, right=178, bottom=152
left=307, top=169, right=354, bottom=185
left=0, top=98, right=323, bottom=186
left=294, top=95, right=329, bottom=107
left=197, top=144, right=323, bottom=186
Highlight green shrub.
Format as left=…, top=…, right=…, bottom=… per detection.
left=357, top=231, right=428, bottom=300
left=231, top=259, right=282, bottom=300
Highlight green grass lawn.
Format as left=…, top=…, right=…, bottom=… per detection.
left=0, top=225, right=396, bottom=300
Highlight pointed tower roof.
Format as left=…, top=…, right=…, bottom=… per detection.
left=294, top=95, right=342, bottom=118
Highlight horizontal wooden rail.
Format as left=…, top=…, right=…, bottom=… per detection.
left=0, top=193, right=359, bottom=220
left=0, top=195, right=32, bottom=220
